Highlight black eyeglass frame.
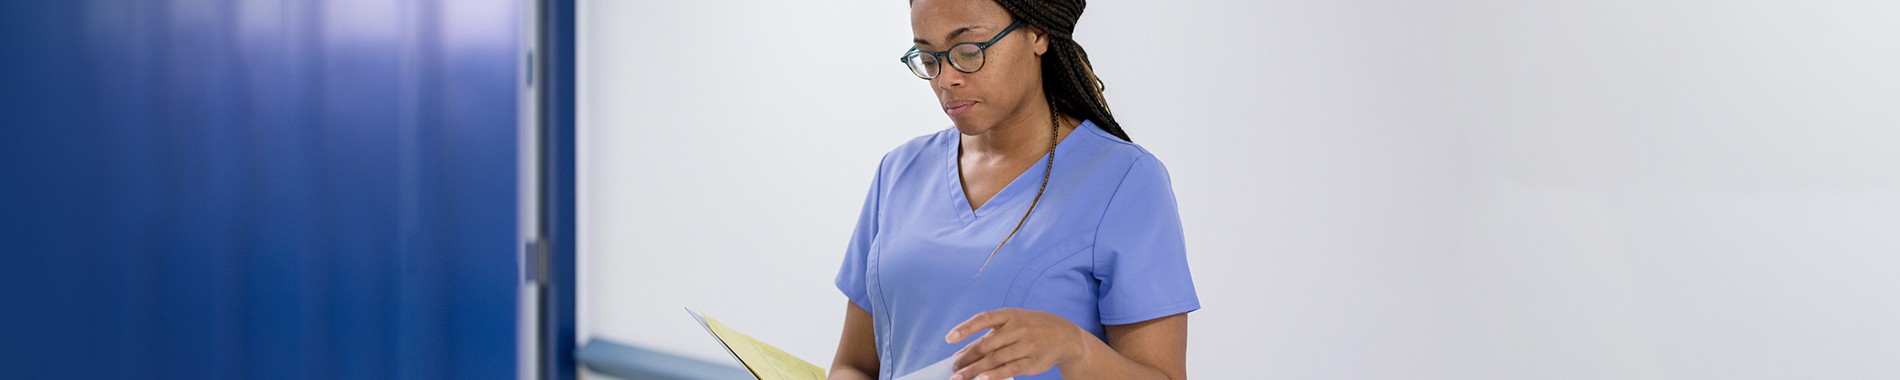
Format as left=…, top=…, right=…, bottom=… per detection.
left=899, top=20, right=1024, bottom=79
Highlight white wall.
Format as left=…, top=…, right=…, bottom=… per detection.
left=578, top=1, right=1900, bottom=379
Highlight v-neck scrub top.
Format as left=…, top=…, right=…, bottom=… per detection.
left=835, top=120, right=1200, bottom=380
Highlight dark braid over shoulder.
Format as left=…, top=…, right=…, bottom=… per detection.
left=987, top=0, right=1132, bottom=142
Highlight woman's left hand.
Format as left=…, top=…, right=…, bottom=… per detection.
left=945, top=308, right=1092, bottom=380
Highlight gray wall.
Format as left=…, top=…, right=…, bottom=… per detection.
left=577, top=0, right=1900, bottom=379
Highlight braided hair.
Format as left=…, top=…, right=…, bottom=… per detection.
left=988, top=0, right=1132, bottom=142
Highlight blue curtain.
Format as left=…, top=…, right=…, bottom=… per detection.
left=0, top=1, right=522, bottom=379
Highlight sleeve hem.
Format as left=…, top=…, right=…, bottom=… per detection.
left=845, top=295, right=873, bottom=315
left=1100, top=300, right=1200, bottom=325
left=837, top=277, right=873, bottom=315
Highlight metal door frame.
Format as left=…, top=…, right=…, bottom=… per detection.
left=521, top=0, right=577, bottom=379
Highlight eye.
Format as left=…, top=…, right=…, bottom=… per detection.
left=952, top=44, right=983, bottom=60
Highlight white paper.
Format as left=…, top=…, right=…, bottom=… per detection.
left=684, top=308, right=748, bottom=368
left=893, top=356, right=1012, bottom=380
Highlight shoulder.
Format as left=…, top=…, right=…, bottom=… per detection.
left=1065, top=121, right=1172, bottom=187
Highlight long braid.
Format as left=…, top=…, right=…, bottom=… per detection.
left=990, top=0, right=1132, bottom=142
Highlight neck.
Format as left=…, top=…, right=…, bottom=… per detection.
left=961, top=98, right=1076, bottom=161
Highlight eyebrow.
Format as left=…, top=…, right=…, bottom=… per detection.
left=913, top=25, right=988, bottom=47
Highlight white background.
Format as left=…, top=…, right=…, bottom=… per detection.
left=577, top=0, right=1900, bottom=379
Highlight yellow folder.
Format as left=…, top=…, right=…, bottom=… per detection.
left=688, top=308, right=828, bottom=380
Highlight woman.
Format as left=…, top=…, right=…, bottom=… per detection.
left=829, top=0, right=1197, bottom=379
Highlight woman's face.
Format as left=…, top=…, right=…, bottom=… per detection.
left=910, top=0, right=1048, bottom=136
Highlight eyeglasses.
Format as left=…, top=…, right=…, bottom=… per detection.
left=899, top=21, right=1023, bottom=79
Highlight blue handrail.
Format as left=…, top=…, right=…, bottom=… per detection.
left=576, top=339, right=755, bottom=380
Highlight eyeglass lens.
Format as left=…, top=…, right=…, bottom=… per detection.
left=907, top=44, right=989, bottom=79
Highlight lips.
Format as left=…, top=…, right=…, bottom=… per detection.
left=943, top=100, right=976, bottom=117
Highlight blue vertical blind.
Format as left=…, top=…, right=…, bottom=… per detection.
left=0, top=0, right=522, bottom=379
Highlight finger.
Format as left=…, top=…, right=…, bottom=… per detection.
left=968, top=327, right=1024, bottom=361
left=973, top=357, right=1034, bottom=380
left=952, top=333, right=993, bottom=368
left=973, top=342, right=1035, bottom=373
left=946, top=310, right=1012, bottom=343
left=951, top=341, right=1025, bottom=380
left=954, top=323, right=1032, bottom=369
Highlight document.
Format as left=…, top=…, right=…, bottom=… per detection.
left=892, top=355, right=1013, bottom=380
left=688, top=308, right=828, bottom=380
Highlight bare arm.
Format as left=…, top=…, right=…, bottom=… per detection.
left=829, top=301, right=879, bottom=380
left=948, top=309, right=1188, bottom=380
left=1072, top=313, right=1188, bottom=380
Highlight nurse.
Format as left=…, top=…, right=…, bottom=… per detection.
left=828, top=0, right=1197, bottom=380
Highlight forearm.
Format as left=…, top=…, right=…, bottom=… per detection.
left=1056, top=332, right=1174, bottom=380
left=828, top=364, right=877, bottom=380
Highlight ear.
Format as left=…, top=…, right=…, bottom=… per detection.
left=1029, top=25, right=1050, bottom=56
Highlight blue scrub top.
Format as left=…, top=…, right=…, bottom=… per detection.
left=835, top=120, right=1200, bottom=380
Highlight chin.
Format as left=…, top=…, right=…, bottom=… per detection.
left=948, top=115, right=995, bottom=137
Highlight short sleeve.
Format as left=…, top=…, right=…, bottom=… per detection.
left=1093, top=154, right=1200, bottom=325
left=835, top=156, right=884, bottom=314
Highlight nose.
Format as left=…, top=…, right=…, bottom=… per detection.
left=933, top=65, right=965, bottom=90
